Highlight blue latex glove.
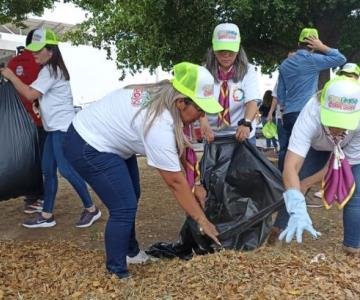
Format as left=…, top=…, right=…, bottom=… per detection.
left=279, top=189, right=321, bottom=243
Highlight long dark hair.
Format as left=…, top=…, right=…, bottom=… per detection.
left=44, top=45, right=70, bottom=81
left=262, top=90, right=273, bottom=107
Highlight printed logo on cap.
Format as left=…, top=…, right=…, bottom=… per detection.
left=217, top=30, right=238, bottom=41
left=326, top=94, right=359, bottom=112
left=32, top=32, right=43, bottom=42
left=202, top=84, right=214, bottom=97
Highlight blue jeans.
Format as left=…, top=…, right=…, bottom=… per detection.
left=343, top=164, right=360, bottom=248
left=278, top=112, right=300, bottom=172
left=248, top=135, right=256, bottom=145
left=42, top=130, right=93, bottom=213
left=63, top=124, right=140, bottom=278
left=273, top=147, right=331, bottom=229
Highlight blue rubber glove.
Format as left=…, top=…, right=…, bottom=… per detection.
left=279, top=189, right=321, bottom=243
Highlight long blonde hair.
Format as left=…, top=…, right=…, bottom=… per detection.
left=126, top=80, right=191, bottom=156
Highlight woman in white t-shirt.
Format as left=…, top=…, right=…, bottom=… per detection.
left=0, top=28, right=100, bottom=228
left=63, top=62, right=223, bottom=279
left=199, top=23, right=261, bottom=144
left=278, top=77, right=360, bottom=255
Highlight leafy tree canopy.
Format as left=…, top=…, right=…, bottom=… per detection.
left=3, top=0, right=359, bottom=78
left=67, top=0, right=360, bottom=77
left=0, top=0, right=55, bottom=25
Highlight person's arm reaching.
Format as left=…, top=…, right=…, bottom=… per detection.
left=236, top=100, right=257, bottom=142
left=267, top=97, right=277, bottom=122
left=279, top=150, right=321, bottom=243
left=157, top=169, right=221, bottom=245
left=199, top=115, right=214, bottom=143
left=0, top=67, right=40, bottom=102
left=300, top=164, right=328, bottom=194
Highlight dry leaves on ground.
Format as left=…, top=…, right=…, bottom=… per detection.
left=1, top=240, right=360, bottom=299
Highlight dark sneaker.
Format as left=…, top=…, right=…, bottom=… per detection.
left=24, top=199, right=44, bottom=214
left=76, top=207, right=101, bottom=228
left=22, top=213, right=56, bottom=228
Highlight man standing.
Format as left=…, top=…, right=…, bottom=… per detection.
left=268, top=28, right=346, bottom=242
left=277, top=28, right=346, bottom=171
left=7, top=30, right=45, bottom=213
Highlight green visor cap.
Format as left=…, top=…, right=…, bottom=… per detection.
left=337, top=63, right=360, bottom=77
left=172, top=62, right=223, bottom=114
left=26, top=28, right=59, bottom=52
left=299, top=28, right=319, bottom=42
left=212, top=23, right=241, bottom=52
left=320, top=76, right=360, bottom=130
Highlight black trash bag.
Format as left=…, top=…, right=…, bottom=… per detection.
left=147, top=136, right=284, bottom=259
left=0, top=81, right=43, bottom=201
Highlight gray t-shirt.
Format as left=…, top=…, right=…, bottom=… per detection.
left=31, top=66, right=75, bottom=132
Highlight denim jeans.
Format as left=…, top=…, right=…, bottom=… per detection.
left=278, top=112, right=300, bottom=172
left=273, top=147, right=331, bottom=229
left=63, top=124, right=140, bottom=278
left=248, top=135, right=256, bottom=145
left=42, top=130, right=93, bottom=213
left=343, top=164, right=360, bottom=248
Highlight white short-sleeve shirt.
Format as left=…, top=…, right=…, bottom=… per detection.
left=73, top=88, right=181, bottom=172
left=30, top=66, right=75, bottom=132
left=289, top=96, right=360, bottom=165
left=206, top=64, right=261, bottom=138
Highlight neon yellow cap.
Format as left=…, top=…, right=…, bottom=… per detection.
left=299, top=28, right=319, bottom=42
left=26, top=28, right=58, bottom=52
left=212, top=23, right=241, bottom=52
left=321, top=77, right=360, bottom=130
left=172, top=62, right=223, bottom=114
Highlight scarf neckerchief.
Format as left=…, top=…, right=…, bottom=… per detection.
left=183, top=125, right=200, bottom=192
left=321, top=127, right=355, bottom=209
left=217, top=66, right=235, bottom=128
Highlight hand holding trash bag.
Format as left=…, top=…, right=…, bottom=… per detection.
left=197, top=216, right=221, bottom=246
left=0, top=67, right=16, bottom=81
left=279, top=189, right=321, bottom=243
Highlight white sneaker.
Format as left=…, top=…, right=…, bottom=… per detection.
left=314, top=190, right=323, bottom=198
left=126, top=250, right=157, bottom=264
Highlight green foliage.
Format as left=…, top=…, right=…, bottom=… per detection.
left=66, top=0, right=360, bottom=76
left=0, top=0, right=55, bottom=25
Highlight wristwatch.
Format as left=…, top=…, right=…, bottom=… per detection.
left=237, top=118, right=253, bottom=131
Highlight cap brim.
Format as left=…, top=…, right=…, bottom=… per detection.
left=321, top=108, right=360, bottom=130
left=338, top=70, right=359, bottom=77
left=212, top=42, right=240, bottom=52
left=26, top=42, right=46, bottom=52
left=192, top=97, right=223, bottom=114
